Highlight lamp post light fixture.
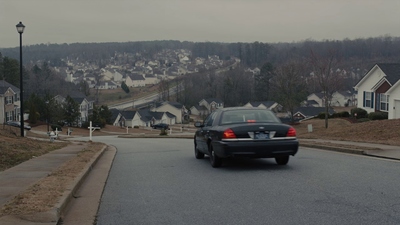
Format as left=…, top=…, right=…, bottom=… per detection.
left=16, top=21, right=25, bottom=137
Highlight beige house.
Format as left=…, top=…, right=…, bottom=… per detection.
left=0, top=81, right=20, bottom=123
left=125, top=74, right=145, bottom=87
left=151, top=101, right=187, bottom=123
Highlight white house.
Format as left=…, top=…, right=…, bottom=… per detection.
left=54, top=94, right=93, bottom=126
left=354, top=63, right=400, bottom=119
left=330, top=91, right=356, bottom=107
left=198, top=98, right=224, bottom=114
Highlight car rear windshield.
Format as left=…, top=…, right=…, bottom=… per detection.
left=220, top=109, right=280, bottom=125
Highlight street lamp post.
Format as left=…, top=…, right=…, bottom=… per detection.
left=16, top=22, right=25, bottom=137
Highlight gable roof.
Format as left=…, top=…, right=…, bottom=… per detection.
left=120, top=111, right=137, bottom=120
left=128, top=74, right=145, bottom=81
left=376, top=63, right=400, bottom=85
left=355, top=63, right=400, bottom=88
left=308, top=92, right=324, bottom=99
left=204, top=98, right=223, bottom=104
left=247, top=101, right=276, bottom=108
left=157, top=101, right=184, bottom=110
left=294, top=107, right=335, bottom=118
left=0, top=80, right=19, bottom=94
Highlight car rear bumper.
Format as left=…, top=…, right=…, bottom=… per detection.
left=212, top=139, right=299, bottom=158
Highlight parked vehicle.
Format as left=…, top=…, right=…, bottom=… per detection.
left=6, top=121, right=32, bottom=130
left=152, top=123, right=169, bottom=130
left=194, top=107, right=299, bottom=168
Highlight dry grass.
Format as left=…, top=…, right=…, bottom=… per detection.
left=294, top=118, right=400, bottom=146
left=0, top=129, right=68, bottom=171
left=0, top=142, right=105, bottom=216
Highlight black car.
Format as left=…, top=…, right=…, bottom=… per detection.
left=6, top=121, right=32, bottom=130
left=194, top=107, right=299, bottom=168
left=152, top=123, right=169, bottom=130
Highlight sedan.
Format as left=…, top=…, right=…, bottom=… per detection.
left=194, top=107, right=299, bottom=167
left=152, top=123, right=169, bottom=130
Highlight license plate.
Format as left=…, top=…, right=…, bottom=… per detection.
left=255, top=132, right=269, bottom=139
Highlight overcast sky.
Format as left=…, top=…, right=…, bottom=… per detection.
left=1, top=0, right=400, bottom=48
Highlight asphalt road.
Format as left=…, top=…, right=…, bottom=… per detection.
left=81, top=136, right=400, bottom=225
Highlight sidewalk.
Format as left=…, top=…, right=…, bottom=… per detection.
left=300, top=139, right=400, bottom=161
left=0, top=141, right=107, bottom=225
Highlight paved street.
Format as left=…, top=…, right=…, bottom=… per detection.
left=74, top=136, right=400, bottom=225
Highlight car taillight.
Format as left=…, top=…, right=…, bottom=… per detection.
left=223, top=128, right=237, bottom=139
left=286, top=127, right=296, bottom=137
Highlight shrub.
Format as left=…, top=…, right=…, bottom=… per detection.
left=368, top=112, right=388, bottom=120
left=159, top=128, right=168, bottom=136
left=317, top=112, right=330, bottom=119
left=331, top=111, right=350, bottom=118
left=51, top=124, right=62, bottom=131
left=350, top=108, right=368, bottom=119
left=338, top=111, right=350, bottom=117
left=134, top=125, right=139, bottom=128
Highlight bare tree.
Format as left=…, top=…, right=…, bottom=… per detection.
left=270, top=59, right=308, bottom=123
left=309, top=49, right=343, bottom=128
left=158, top=78, right=170, bottom=101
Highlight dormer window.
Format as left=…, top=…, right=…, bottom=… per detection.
left=6, top=96, right=13, bottom=104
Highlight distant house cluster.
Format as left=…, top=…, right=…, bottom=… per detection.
left=58, top=49, right=238, bottom=90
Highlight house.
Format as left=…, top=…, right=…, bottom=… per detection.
left=117, top=109, right=176, bottom=127
left=151, top=101, right=187, bottom=123
left=54, top=94, right=93, bottom=126
left=292, top=107, right=335, bottom=120
left=306, top=93, right=325, bottom=107
left=306, top=91, right=355, bottom=108
left=110, top=108, right=121, bottom=126
left=354, top=63, right=400, bottom=119
left=243, top=101, right=283, bottom=112
left=143, top=74, right=159, bottom=85
left=118, top=111, right=136, bottom=128
left=330, top=91, right=356, bottom=107
left=0, top=80, right=20, bottom=123
left=190, top=105, right=208, bottom=117
left=198, top=98, right=224, bottom=115
left=96, top=81, right=118, bottom=89
left=125, top=74, right=145, bottom=87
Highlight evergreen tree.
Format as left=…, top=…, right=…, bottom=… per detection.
left=1, top=57, right=20, bottom=87
left=254, top=62, right=274, bottom=101
left=121, top=81, right=130, bottom=93
left=63, top=95, right=80, bottom=126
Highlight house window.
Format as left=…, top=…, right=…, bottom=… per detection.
left=364, top=92, right=372, bottom=108
left=380, top=94, right=389, bottom=111
left=6, top=96, right=13, bottom=104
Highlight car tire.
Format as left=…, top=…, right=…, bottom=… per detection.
left=194, top=143, right=204, bottom=159
left=209, top=145, right=222, bottom=168
left=275, top=156, right=289, bottom=165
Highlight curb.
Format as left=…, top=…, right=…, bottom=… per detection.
left=300, top=143, right=365, bottom=155
left=53, top=144, right=108, bottom=224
